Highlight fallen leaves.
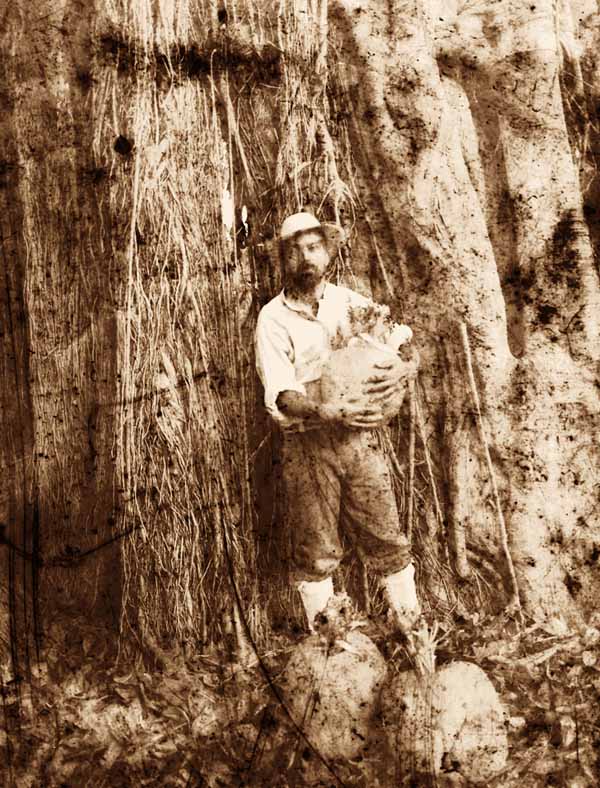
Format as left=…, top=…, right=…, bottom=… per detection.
left=3, top=607, right=600, bottom=787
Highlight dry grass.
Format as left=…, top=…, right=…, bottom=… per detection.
left=85, top=0, right=361, bottom=653
left=4, top=0, right=466, bottom=658
left=92, top=72, right=265, bottom=648
left=91, top=2, right=468, bottom=643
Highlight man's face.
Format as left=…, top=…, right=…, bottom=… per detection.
left=283, top=230, right=330, bottom=296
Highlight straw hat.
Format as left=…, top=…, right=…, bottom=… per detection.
left=279, top=212, right=345, bottom=247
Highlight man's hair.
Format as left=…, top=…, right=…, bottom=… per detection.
left=279, top=227, right=328, bottom=271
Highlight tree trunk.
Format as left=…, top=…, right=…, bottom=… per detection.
left=331, top=0, right=600, bottom=620
left=1, top=0, right=599, bottom=673
left=1, top=0, right=122, bottom=678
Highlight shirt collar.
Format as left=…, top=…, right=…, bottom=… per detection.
left=281, top=282, right=330, bottom=316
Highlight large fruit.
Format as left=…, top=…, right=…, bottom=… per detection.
left=320, top=337, right=414, bottom=423
left=382, top=660, right=508, bottom=784
left=279, top=628, right=387, bottom=761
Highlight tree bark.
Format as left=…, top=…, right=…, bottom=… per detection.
left=331, top=0, right=600, bottom=620
left=1, top=0, right=599, bottom=667
left=1, top=0, right=122, bottom=676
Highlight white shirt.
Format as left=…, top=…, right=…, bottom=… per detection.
left=255, top=283, right=412, bottom=430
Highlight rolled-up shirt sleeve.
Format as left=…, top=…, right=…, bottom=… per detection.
left=255, top=313, right=306, bottom=428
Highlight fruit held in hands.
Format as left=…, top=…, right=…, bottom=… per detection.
left=320, top=339, right=413, bottom=425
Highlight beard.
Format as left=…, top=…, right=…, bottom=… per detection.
left=284, top=265, right=323, bottom=300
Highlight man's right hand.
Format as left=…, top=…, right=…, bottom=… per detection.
left=277, top=390, right=385, bottom=430
left=318, top=400, right=385, bottom=429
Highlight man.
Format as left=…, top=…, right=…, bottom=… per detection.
left=255, top=212, right=420, bottom=633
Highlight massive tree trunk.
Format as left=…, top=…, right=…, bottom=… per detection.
left=1, top=0, right=122, bottom=681
left=331, top=0, right=600, bottom=621
left=1, top=0, right=599, bottom=677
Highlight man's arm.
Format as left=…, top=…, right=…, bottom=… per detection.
left=277, top=390, right=385, bottom=429
left=255, top=313, right=309, bottom=429
left=256, top=308, right=386, bottom=429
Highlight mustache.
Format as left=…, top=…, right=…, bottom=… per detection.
left=290, top=260, right=330, bottom=278
left=285, top=265, right=323, bottom=290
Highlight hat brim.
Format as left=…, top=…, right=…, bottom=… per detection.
left=318, top=223, right=346, bottom=247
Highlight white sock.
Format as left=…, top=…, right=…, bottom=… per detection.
left=382, top=563, right=420, bottom=623
left=297, top=577, right=334, bottom=631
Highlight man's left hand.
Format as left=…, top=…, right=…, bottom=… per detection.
left=363, top=352, right=419, bottom=401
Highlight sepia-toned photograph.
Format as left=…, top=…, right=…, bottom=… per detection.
left=1, top=1, right=599, bottom=785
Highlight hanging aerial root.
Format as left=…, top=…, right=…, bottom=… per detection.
left=459, top=322, right=522, bottom=621
left=406, top=379, right=416, bottom=542
left=447, top=424, right=472, bottom=580
left=414, top=392, right=445, bottom=534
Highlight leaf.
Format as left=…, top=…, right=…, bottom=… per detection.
left=113, top=686, right=136, bottom=703
left=541, top=617, right=570, bottom=638
left=472, top=639, right=513, bottom=662
left=151, top=736, right=179, bottom=757
left=192, top=705, right=221, bottom=739
left=581, top=650, right=597, bottom=667
left=508, top=715, right=526, bottom=731
left=101, top=740, right=122, bottom=769
left=113, top=673, right=134, bottom=684
left=515, top=644, right=561, bottom=667
left=162, top=704, right=186, bottom=723
left=559, top=715, right=577, bottom=748
left=582, top=627, right=600, bottom=647
left=200, top=673, right=221, bottom=689
left=567, top=664, right=583, bottom=681
left=63, top=676, right=86, bottom=698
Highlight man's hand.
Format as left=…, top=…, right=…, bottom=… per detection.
left=363, top=351, right=419, bottom=401
left=277, top=389, right=385, bottom=430
left=319, top=400, right=385, bottom=429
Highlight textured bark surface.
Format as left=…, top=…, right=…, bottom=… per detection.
left=1, top=3, right=600, bottom=787
left=1, top=0, right=599, bottom=668
left=0, top=1, right=122, bottom=678
left=331, top=0, right=600, bottom=622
